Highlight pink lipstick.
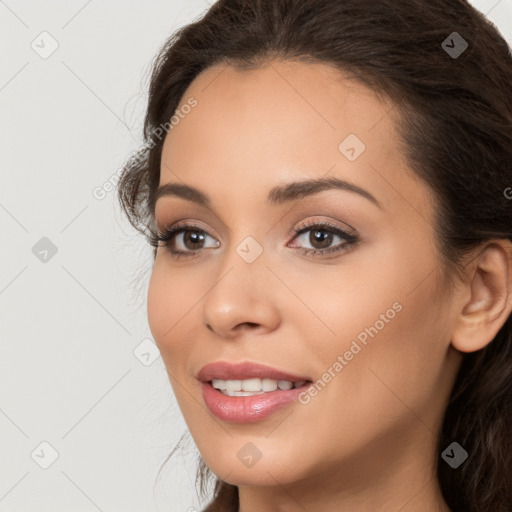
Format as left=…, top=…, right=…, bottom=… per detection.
left=198, top=361, right=312, bottom=423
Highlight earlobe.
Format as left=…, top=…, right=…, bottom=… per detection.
left=451, top=241, right=512, bottom=354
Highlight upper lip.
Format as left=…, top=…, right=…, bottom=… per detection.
left=197, top=361, right=311, bottom=383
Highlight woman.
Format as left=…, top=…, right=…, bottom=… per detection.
left=117, top=0, right=512, bottom=510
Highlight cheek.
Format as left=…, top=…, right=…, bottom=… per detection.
left=147, top=260, right=193, bottom=364
left=314, top=267, right=449, bottom=429
left=297, top=243, right=448, bottom=419
left=147, top=264, right=170, bottom=345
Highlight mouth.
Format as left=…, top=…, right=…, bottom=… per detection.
left=208, top=377, right=311, bottom=396
left=197, top=361, right=313, bottom=422
left=197, top=360, right=312, bottom=388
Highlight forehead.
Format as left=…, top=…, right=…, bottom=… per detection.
left=163, top=59, right=397, bottom=164
left=159, top=59, right=430, bottom=221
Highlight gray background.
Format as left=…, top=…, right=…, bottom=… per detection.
left=1, top=1, right=511, bottom=511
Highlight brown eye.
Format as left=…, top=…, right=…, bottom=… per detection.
left=288, top=221, right=359, bottom=258
left=308, top=229, right=334, bottom=249
left=182, top=230, right=207, bottom=250
left=292, top=224, right=354, bottom=251
left=154, top=223, right=220, bottom=257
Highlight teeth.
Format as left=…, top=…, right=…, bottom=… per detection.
left=277, top=380, right=293, bottom=390
left=226, top=380, right=242, bottom=392
left=261, top=379, right=278, bottom=392
left=222, top=389, right=265, bottom=397
left=211, top=378, right=304, bottom=394
left=242, top=378, right=262, bottom=392
left=211, top=379, right=225, bottom=390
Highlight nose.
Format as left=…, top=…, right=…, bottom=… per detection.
left=202, top=248, right=281, bottom=339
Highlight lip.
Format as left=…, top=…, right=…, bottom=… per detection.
left=201, top=381, right=311, bottom=423
left=197, top=361, right=312, bottom=423
left=197, top=361, right=311, bottom=383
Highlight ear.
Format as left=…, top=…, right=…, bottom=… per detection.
left=451, top=240, right=512, bottom=353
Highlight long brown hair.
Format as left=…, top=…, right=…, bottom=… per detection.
left=117, top=1, right=512, bottom=510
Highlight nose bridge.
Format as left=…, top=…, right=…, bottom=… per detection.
left=201, top=232, right=279, bottom=336
left=215, top=218, right=268, bottom=282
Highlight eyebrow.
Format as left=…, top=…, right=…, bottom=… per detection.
left=151, top=176, right=382, bottom=211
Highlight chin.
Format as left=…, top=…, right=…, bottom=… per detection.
left=199, top=442, right=310, bottom=487
left=219, top=464, right=306, bottom=487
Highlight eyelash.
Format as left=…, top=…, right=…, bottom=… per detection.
left=150, top=220, right=359, bottom=260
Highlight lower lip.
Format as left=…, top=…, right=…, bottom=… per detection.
left=201, top=381, right=309, bottom=423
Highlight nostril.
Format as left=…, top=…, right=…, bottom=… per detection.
left=235, top=322, right=262, bottom=331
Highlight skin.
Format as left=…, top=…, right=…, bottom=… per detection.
left=147, top=59, right=512, bottom=512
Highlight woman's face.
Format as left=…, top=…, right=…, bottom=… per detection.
left=148, top=60, right=463, bottom=493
